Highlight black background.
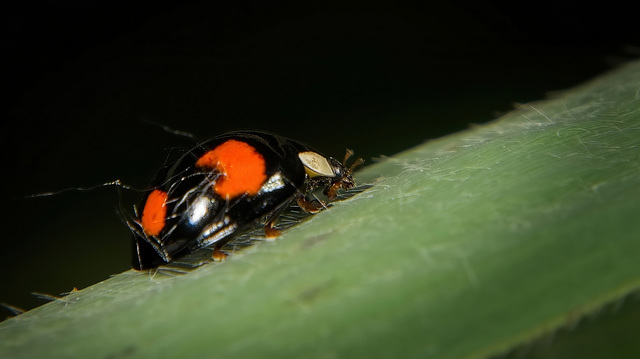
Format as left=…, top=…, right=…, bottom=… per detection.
left=2, top=1, right=638, bottom=318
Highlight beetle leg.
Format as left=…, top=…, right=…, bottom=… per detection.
left=262, top=198, right=295, bottom=238
left=297, top=196, right=324, bottom=213
left=264, top=221, right=282, bottom=238
left=325, top=182, right=341, bottom=200
left=212, top=246, right=228, bottom=261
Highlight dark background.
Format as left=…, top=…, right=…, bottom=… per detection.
left=2, top=1, right=638, bottom=318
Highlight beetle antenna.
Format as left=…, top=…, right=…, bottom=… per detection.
left=342, top=148, right=363, bottom=174
left=348, top=157, right=364, bottom=173
left=343, top=148, right=354, bottom=166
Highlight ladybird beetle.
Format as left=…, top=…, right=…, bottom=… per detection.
left=127, top=130, right=362, bottom=270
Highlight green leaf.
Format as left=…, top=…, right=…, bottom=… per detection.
left=2, top=61, right=640, bottom=359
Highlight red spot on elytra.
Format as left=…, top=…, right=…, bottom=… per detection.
left=141, top=189, right=168, bottom=236
left=196, top=139, right=267, bottom=199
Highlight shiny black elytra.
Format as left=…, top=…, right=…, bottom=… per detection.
left=126, top=130, right=361, bottom=270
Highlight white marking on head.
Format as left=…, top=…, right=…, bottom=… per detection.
left=298, top=151, right=335, bottom=178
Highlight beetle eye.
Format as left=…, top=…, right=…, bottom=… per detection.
left=299, top=151, right=335, bottom=178
left=327, top=157, right=345, bottom=180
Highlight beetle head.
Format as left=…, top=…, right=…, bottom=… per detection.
left=324, top=148, right=363, bottom=199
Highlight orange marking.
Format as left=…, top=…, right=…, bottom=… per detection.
left=196, top=139, right=267, bottom=199
left=141, top=189, right=168, bottom=236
